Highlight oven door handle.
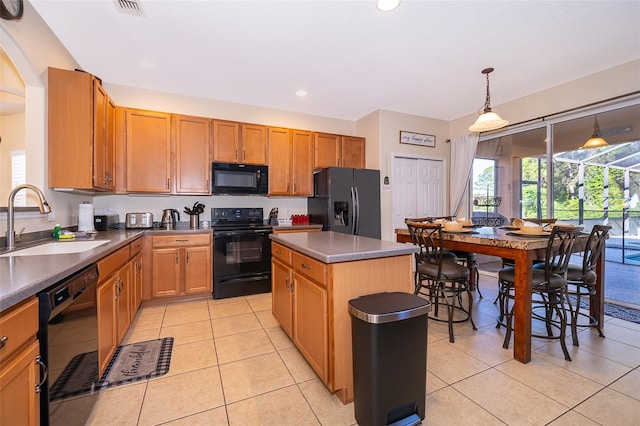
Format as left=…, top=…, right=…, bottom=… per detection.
left=214, top=229, right=272, bottom=237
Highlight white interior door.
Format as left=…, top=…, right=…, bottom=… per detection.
left=393, top=156, right=445, bottom=229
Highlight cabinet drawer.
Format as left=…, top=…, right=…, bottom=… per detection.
left=0, top=297, right=38, bottom=364
left=129, top=238, right=143, bottom=257
left=292, top=252, right=327, bottom=286
left=152, top=233, right=211, bottom=248
left=272, top=242, right=292, bottom=265
left=97, top=245, right=129, bottom=280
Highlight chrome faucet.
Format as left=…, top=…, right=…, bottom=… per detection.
left=6, top=184, right=52, bottom=250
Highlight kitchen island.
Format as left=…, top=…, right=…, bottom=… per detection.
left=269, top=231, right=418, bottom=404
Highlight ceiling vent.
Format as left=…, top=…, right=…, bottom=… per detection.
left=113, top=0, right=145, bottom=17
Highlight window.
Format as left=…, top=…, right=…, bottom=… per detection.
left=10, top=150, right=26, bottom=206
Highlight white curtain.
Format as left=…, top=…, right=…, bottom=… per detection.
left=449, top=134, right=479, bottom=216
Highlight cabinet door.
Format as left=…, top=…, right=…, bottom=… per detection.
left=130, top=254, right=143, bottom=317
left=93, top=82, right=108, bottom=190
left=291, top=130, right=313, bottom=196
left=314, top=133, right=340, bottom=169
left=267, top=127, right=291, bottom=195
left=341, top=136, right=365, bottom=169
left=105, top=97, right=117, bottom=190
left=212, top=120, right=240, bottom=163
left=0, top=341, right=40, bottom=426
left=293, top=274, right=328, bottom=384
left=184, top=246, right=212, bottom=294
left=174, top=115, right=211, bottom=194
left=115, top=265, right=131, bottom=343
left=272, top=258, right=293, bottom=337
left=241, top=124, right=267, bottom=165
left=126, top=109, right=172, bottom=192
left=97, top=275, right=117, bottom=375
left=151, top=248, right=181, bottom=297
left=47, top=67, right=94, bottom=189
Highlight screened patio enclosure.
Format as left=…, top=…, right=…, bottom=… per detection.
left=471, top=100, right=640, bottom=309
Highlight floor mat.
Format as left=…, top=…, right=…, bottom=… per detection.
left=99, top=337, right=173, bottom=389
left=569, top=295, right=640, bottom=325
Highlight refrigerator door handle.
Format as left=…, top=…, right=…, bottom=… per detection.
left=354, top=186, right=360, bottom=235
left=350, top=186, right=357, bottom=235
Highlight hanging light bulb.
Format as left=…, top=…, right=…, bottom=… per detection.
left=469, top=68, right=509, bottom=132
left=581, top=115, right=609, bottom=149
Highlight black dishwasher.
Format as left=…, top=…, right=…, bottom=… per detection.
left=38, top=263, right=99, bottom=426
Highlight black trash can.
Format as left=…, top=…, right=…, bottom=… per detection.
left=349, top=292, right=430, bottom=426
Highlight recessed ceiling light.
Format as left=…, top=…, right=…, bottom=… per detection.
left=296, top=89, right=308, bottom=97
left=376, top=0, right=400, bottom=12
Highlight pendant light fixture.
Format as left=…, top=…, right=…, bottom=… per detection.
left=469, top=67, right=509, bottom=132
left=376, top=0, right=400, bottom=11
left=581, top=115, right=609, bottom=149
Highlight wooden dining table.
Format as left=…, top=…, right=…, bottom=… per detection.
left=395, top=226, right=604, bottom=364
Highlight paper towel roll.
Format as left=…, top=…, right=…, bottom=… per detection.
left=78, top=203, right=95, bottom=232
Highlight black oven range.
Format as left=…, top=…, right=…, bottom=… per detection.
left=211, top=208, right=273, bottom=299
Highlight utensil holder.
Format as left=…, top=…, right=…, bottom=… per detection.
left=190, top=214, right=200, bottom=229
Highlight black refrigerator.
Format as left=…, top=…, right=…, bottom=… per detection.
left=308, top=167, right=381, bottom=239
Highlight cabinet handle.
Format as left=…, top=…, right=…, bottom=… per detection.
left=275, top=249, right=283, bottom=255
left=291, top=278, right=295, bottom=296
left=167, top=178, right=170, bottom=189
left=35, top=355, right=48, bottom=394
left=0, top=336, right=7, bottom=349
left=175, top=253, right=179, bottom=264
left=285, top=275, right=290, bottom=291
left=175, top=239, right=188, bottom=242
left=301, top=263, right=312, bottom=270
left=186, top=251, right=190, bottom=263
left=235, top=149, right=238, bottom=160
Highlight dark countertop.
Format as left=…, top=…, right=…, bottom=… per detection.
left=269, top=231, right=418, bottom=263
left=0, top=227, right=213, bottom=312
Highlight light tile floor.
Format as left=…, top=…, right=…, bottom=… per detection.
left=86, top=273, right=640, bottom=425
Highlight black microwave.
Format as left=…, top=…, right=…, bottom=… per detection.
left=212, top=163, right=268, bottom=195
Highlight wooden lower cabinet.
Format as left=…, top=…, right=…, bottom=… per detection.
left=292, top=273, right=328, bottom=384
left=130, top=253, right=143, bottom=314
left=272, top=256, right=293, bottom=337
left=0, top=341, right=41, bottom=426
left=96, top=239, right=142, bottom=375
left=271, top=241, right=413, bottom=403
left=0, top=298, right=41, bottom=426
left=97, top=274, right=117, bottom=375
left=150, top=233, right=212, bottom=298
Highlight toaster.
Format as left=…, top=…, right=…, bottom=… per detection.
left=94, top=214, right=120, bottom=231
left=125, top=212, right=154, bottom=229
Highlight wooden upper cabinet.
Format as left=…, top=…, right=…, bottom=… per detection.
left=268, top=127, right=292, bottom=195
left=212, top=120, right=267, bottom=165
left=212, top=120, right=239, bottom=163
left=291, top=130, right=313, bottom=195
left=314, top=133, right=340, bottom=169
left=340, top=136, right=365, bottom=169
left=241, top=123, right=268, bottom=164
left=48, top=67, right=115, bottom=190
left=173, top=115, right=211, bottom=194
left=125, top=109, right=172, bottom=193
left=313, top=132, right=366, bottom=170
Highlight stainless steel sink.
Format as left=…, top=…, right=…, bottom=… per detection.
left=0, top=240, right=109, bottom=257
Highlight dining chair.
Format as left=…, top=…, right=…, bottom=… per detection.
left=405, top=216, right=482, bottom=298
left=405, top=218, right=457, bottom=291
left=563, top=225, right=611, bottom=346
left=497, top=225, right=582, bottom=361
left=496, top=218, right=559, bottom=305
left=405, top=221, right=476, bottom=343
